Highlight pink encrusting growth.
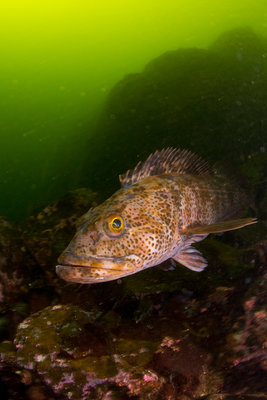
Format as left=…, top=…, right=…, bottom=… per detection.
left=56, top=148, right=256, bottom=283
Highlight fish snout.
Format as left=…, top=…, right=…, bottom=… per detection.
left=87, top=230, right=101, bottom=245
left=77, top=227, right=102, bottom=245
left=61, top=228, right=101, bottom=259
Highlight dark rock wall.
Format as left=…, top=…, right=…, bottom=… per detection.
left=85, top=28, right=267, bottom=198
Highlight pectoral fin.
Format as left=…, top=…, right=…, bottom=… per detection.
left=181, top=218, right=257, bottom=235
left=172, top=246, right=208, bottom=272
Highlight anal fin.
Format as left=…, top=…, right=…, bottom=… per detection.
left=172, top=246, right=208, bottom=272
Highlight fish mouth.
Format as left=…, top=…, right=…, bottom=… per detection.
left=56, top=252, right=142, bottom=284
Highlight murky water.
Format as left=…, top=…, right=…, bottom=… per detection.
left=0, top=0, right=267, bottom=220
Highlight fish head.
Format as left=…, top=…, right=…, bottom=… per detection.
left=56, top=187, right=174, bottom=283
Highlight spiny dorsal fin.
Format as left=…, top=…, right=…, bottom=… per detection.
left=119, top=148, right=212, bottom=187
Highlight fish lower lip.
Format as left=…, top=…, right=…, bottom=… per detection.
left=56, top=253, right=143, bottom=284
left=57, top=262, right=125, bottom=271
left=56, top=264, right=112, bottom=283
left=56, top=262, right=137, bottom=284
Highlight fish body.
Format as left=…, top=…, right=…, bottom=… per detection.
left=56, top=148, right=256, bottom=283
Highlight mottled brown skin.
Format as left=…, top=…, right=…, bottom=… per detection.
left=56, top=170, right=251, bottom=283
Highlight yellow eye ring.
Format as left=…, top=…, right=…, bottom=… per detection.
left=107, top=215, right=124, bottom=235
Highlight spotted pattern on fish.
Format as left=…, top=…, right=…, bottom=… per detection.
left=56, top=148, right=256, bottom=283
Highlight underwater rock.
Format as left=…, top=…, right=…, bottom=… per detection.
left=13, top=305, right=115, bottom=399
left=0, top=217, right=39, bottom=340
left=84, top=27, right=267, bottom=199
left=19, top=188, right=99, bottom=285
left=223, top=271, right=267, bottom=394
left=0, top=242, right=266, bottom=399
left=0, top=217, right=35, bottom=306
left=9, top=303, right=223, bottom=400
left=0, top=188, right=99, bottom=344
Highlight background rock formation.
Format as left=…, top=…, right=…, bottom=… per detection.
left=85, top=28, right=267, bottom=199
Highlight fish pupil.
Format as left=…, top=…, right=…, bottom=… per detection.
left=112, top=219, right=121, bottom=229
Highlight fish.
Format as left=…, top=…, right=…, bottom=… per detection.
left=56, top=148, right=256, bottom=284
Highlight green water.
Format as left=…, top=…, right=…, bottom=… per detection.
left=0, top=0, right=267, bottom=220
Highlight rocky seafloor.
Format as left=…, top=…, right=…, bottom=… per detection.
left=0, top=180, right=266, bottom=400
left=0, top=27, right=267, bottom=399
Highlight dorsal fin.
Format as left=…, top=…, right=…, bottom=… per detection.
left=119, top=148, right=212, bottom=187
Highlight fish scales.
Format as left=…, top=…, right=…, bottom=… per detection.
left=56, top=148, right=256, bottom=283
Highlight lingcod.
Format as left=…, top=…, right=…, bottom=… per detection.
left=56, top=148, right=256, bottom=283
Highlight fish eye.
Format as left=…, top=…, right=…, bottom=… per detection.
left=107, top=215, right=124, bottom=235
